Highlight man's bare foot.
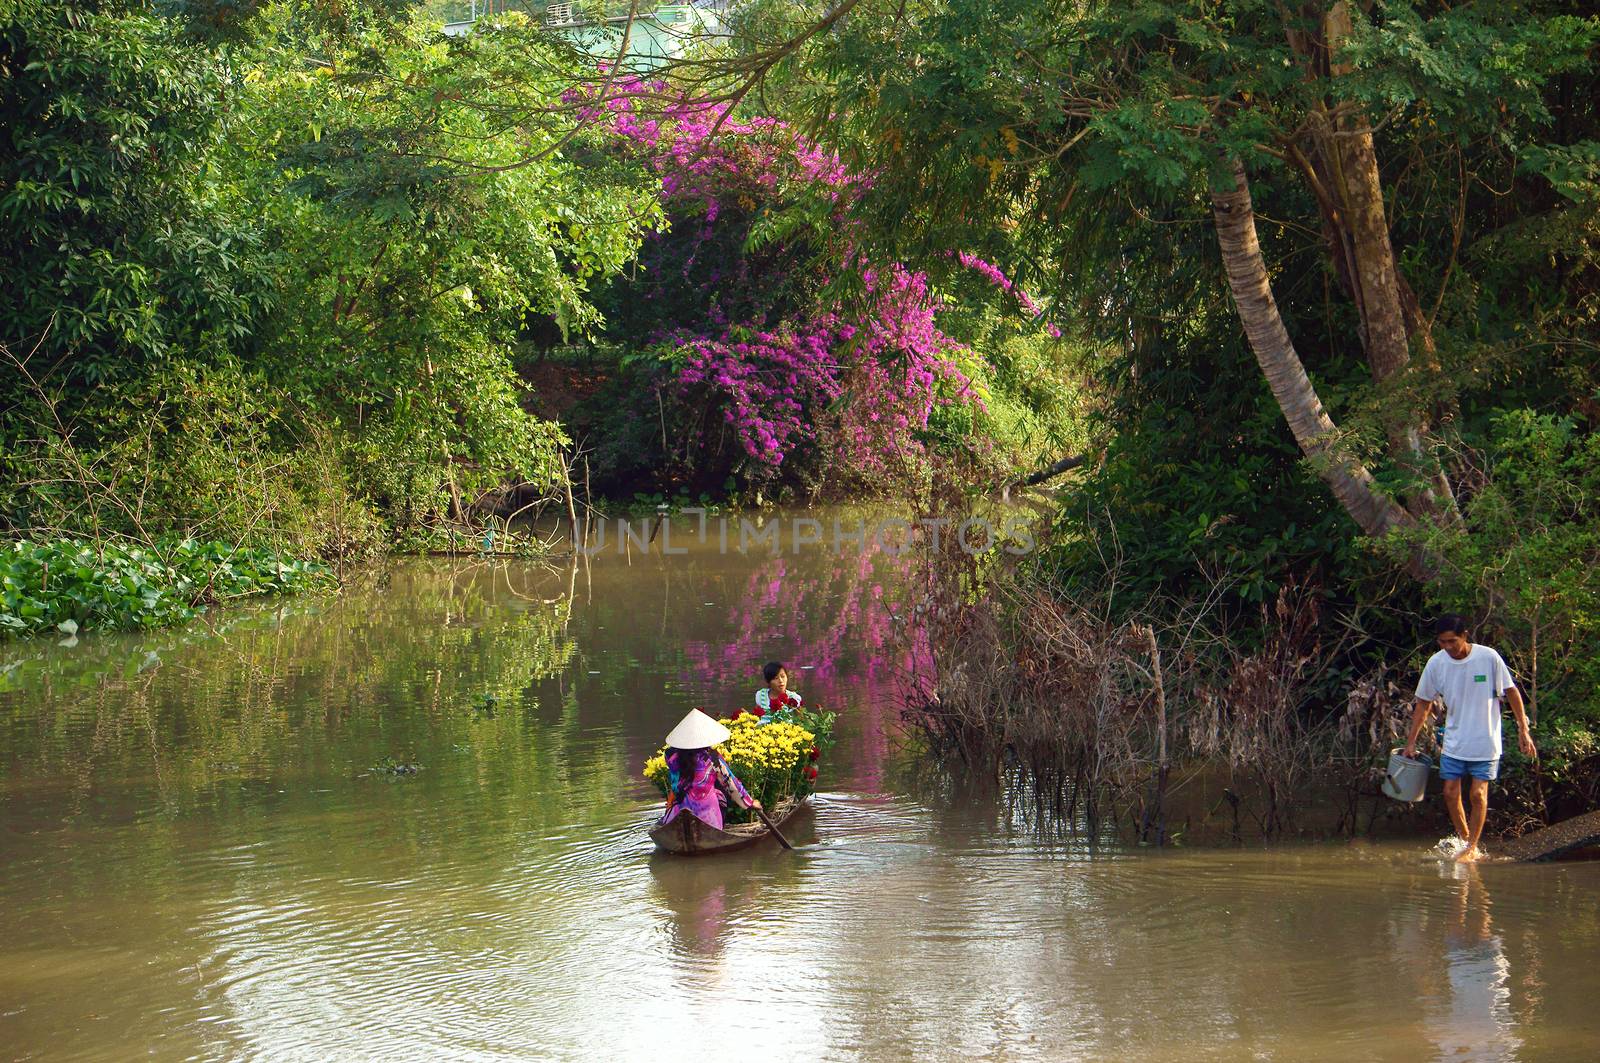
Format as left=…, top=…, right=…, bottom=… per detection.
left=1455, top=845, right=1481, bottom=864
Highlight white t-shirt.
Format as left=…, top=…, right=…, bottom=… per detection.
left=1414, top=645, right=1516, bottom=761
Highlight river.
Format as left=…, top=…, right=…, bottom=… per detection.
left=2, top=508, right=1597, bottom=1061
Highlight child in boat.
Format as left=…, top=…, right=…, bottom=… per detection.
left=659, top=709, right=761, bottom=831
left=755, top=660, right=801, bottom=715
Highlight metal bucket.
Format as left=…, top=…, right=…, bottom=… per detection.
left=1381, top=749, right=1430, bottom=802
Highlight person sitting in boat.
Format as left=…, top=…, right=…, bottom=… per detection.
left=754, top=661, right=801, bottom=715
left=660, top=709, right=762, bottom=831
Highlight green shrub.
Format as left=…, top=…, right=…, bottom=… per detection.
left=3, top=359, right=386, bottom=561
left=1398, top=410, right=1600, bottom=737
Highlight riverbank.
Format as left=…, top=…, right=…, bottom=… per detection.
left=900, top=516, right=1599, bottom=844
left=0, top=495, right=874, bottom=641
left=0, top=495, right=745, bottom=644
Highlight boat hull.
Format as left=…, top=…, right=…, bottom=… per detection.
left=649, top=797, right=807, bottom=855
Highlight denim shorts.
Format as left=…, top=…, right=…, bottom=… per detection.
left=1439, top=754, right=1499, bottom=782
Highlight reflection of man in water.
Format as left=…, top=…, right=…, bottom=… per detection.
left=1433, top=864, right=1519, bottom=1061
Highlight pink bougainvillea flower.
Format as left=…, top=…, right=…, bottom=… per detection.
left=575, top=76, right=989, bottom=488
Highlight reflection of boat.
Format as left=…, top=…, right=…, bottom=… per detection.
left=650, top=796, right=807, bottom=855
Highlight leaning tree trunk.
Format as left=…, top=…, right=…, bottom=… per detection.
left=1300, top=2, right=1460, bottom=520
left=1210, top=158, right=1423, bottom=569
left=1323, top=110, right=1460, bottom=514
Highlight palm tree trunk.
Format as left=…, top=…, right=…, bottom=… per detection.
left=1210, top=158, right=1416, bottom=546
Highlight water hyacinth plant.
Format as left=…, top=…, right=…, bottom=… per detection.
left=0, top=539, right=330, bottom=637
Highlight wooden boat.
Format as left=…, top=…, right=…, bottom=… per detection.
left=649, top=796, right=806, bottom=855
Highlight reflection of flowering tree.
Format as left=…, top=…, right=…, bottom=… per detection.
left=678, top=536, right=933, bottom=790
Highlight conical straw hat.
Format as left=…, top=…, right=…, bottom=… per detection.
left=665, top=708, right=730, bottom=750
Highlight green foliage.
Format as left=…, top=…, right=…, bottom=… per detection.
left=781, top=0, right=1600, bottom=818
left=1032, top=195, right=1369, bottom=611
left=0, top=537, right=330, bottom=637
left=927, top=297, right=1099, bottom=482
left=1397, top=411, right=1600, bottom=728
left=1535, top=717, right=1599, bottom=796
left=611, top=489, right=726, bottom=515
left=0, top=0, right=266, bottom=391
left=222, top=8, right=660, bottom=527
left=2, top=2, right=665, bottom=552
left=4, top=358, right=387, bottom=560
left=795, top=0, right=1600, bottom=603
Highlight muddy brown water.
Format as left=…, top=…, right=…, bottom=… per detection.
left=3, top=509, right=1597, bottom=1061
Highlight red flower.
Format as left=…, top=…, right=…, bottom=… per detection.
left=751, top=706, right=766, bottom=718
left=804, top=766, right=818, bottom=780
left=731, top=709, right=743, bottom=719
left=808, top=747, right=819, bottom=761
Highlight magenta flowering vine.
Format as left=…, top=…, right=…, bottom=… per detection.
left=955, top=252, right=1062, bottom=338
left=577, top=78, right=984, bottom=489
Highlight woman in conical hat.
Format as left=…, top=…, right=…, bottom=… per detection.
left=659, top=709, right=761, bottom=831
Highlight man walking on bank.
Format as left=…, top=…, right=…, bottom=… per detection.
left=1404, top=615, right=1537, bottom=863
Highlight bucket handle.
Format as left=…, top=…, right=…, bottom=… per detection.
left=1389, top=747, right=1432, bottom=768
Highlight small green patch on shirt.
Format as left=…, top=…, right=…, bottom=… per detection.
left=1474, top=674, right=1487, bottom=683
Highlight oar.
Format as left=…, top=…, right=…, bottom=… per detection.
left=750, top=803, right=794, bottom=850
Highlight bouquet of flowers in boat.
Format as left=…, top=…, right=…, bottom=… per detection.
left=644, top=704, right=836, bottom=825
